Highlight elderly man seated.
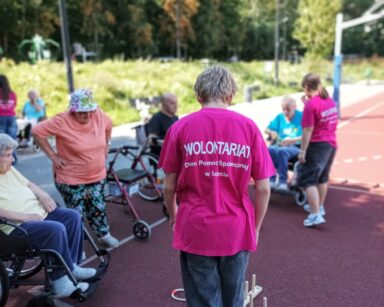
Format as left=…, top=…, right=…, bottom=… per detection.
left=0, top=133, right=96, bottom=298
left=265, top=96, right=302, bottom=192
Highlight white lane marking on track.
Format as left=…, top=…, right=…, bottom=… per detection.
left=372, top=155, right=382, bottom=160
left=344, top=159, right=353, bottom=163
left=81, top=217, right=168, bottom=266
left=357, top=157, right=368, bottom=161
left=338, top=100, right=384, bottom=129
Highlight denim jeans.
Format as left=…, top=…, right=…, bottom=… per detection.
left=268, top=145, right=300, bottom=183
left=0, top=115, right=18, bottom=163
left=180, top=251, right=250, bottom=307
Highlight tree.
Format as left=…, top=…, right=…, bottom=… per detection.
left=293, top=0, right=342, bottom=59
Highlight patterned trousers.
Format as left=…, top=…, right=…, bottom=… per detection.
left=55, top=179, right=110, bottom=237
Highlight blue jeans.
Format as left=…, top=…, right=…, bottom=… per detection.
left=0, top=115, right=18, bottom=163
left=268, top=145, right=300, bottom=183
left=10, top=208, right=84, bottom=280
left=180, top=251, right=250, bottom=307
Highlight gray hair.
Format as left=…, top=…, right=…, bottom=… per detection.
left=194, top=66, right=238, bottom=104
left=281, top=96, right=296, bottom=107
left=0, top=133, right=18, bottom=156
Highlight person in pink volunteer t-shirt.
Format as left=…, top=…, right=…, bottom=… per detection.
left=298, top=73, right=338, bottom=227
left=32, top=89, right=119, bottom=248
left=159, top=66, right=274, bottom=307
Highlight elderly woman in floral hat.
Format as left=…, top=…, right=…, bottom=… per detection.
left=32, top=89, right=119, bottom=248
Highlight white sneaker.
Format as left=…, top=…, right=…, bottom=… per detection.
left=277, top=183, right=290, bottom=193
left=72, top=264, right=97, bottom=280
left=98, top=233, right=119, bottom=248
left=52, top=275, right=89, bottom=298
left=303, top=204, right=326, bottom=216
left=303, top=213, right=325, bottom=227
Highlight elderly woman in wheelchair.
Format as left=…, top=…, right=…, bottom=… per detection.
left=0, top=133, right=99, bottom=299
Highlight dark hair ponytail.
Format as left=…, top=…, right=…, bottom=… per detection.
left=0, top=74, right=11, bottom=102
left=301, top=73, right=328, bottom=99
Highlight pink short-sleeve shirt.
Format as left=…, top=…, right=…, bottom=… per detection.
left=159, top=107, right=275, bottom=256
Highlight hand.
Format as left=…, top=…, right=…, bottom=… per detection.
left=269, top=131, right=278, bottom=141
left=40, top=196, right=57, bottom=213
left=169, top=217, right=176, bottom=231
left=50, top=154, right=68, bottom=170
left=298, top=151, right=306, bottom=163
left=301, top=95, right=309, bottom=104
left=280, top=138, right=294, bottom=146
left=23, top=213, right=44, bottom=222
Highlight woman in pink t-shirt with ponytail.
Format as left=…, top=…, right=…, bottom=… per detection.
left=160, top=66, right=274, bottom=307
left=0, top=74, right=18, bottom=163
left=298, top=73, right=338, bottom=227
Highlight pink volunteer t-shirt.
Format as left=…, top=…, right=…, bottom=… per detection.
left=0, top=91, right=17, bottom=116
left=159, top=107, right=275, bottom=256
left=32, top=108, right=112, bottom=185
left=302, top=95, right=338, bottom=148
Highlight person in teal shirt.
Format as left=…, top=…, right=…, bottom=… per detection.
left=265, top=96, right=302, bottom=192
left=17, top=89, right=46, bottom=147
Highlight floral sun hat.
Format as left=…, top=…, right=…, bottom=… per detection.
left=69, top=89, right=98, bottom=112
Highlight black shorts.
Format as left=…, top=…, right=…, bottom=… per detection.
left=297, top=142, right=336, bottom=188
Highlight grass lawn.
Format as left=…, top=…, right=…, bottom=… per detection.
left=1, top=57, right=382, bottom=125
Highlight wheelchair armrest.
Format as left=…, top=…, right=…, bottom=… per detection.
left=0, top=217, right=29, bottom=237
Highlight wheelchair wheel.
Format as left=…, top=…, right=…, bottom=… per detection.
left=294, top=189, right=307, bottom=207
left=32, top=139, right=40, bottom=152
left=133, top=220, right=151, bottom=241
left=137, top=153, right=164, bottom=201
left=0, top=262, right=10, bottom=307
left=5, top=258, right=43, bottom=280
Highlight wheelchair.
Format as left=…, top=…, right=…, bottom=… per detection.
left=270, top=156, right=308, bottom=207
left=0, top=217, right=110, bottom=305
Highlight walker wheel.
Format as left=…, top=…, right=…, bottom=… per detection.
left=133, top=220, right=151, bottom=241
left=294, top=190, right=307, bottom=206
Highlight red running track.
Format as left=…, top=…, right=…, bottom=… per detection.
left=5, top=90, right=384, bottom=307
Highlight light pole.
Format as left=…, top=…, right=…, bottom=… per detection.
left=274, top=0, right=280, bottom=85
left=175, top=0, right=181, bottom=59
left=58, top=0, right=74, bottom=93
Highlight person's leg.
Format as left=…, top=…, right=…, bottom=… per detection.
left=84, top=181, right=110, bottom=238
left=305, top=185, right=320, bottom=214
left=10, top=220, right=73, bottom=280
left=23, top=123, right=32, bottom=141
left=276, top=146, right=300, bottom=184
left=318, top=146, right=336, bottom=212
left=55, top=182, right=86, bottom=219
left=219, top=251, right=249, bottom=307
left=45, top=208, right=83, bottom=264
left=6, top=117, right=18, bottom=164
left=268, top=146, right=278, bottom=183
left=180, top=251, right=222, bottom=307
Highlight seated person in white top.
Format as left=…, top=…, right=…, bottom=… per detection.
left=0, top=133, right=96, bottom=298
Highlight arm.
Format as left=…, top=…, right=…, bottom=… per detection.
left=32, top=133, right=67, bottom=169
left=264, top=127, right=278, bottom=142
left=0, top=208, right=44, bottom=223
left=253, top=178, right=271, bottom=242
left=298, top=127, right=313, bottom=163
left=27, top=182, right=57, bottom=213
left=163, top=172, right=178, bottom=230
left=280, top=136, right=302, bottom=146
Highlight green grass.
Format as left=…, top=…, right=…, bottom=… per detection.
left=1, top=57, right=383, bottom=125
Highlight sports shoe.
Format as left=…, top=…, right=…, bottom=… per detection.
left=52, top=275, right=89, bottom=298
left=72, top=264, right=97, bottom=280
left=277, top=182, right=290, bottom=193
left=98, top=233, right=119, bottom=248
left=303, top=204, right=326, bottom=216
left=303, top=213, right=325, bottom=227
